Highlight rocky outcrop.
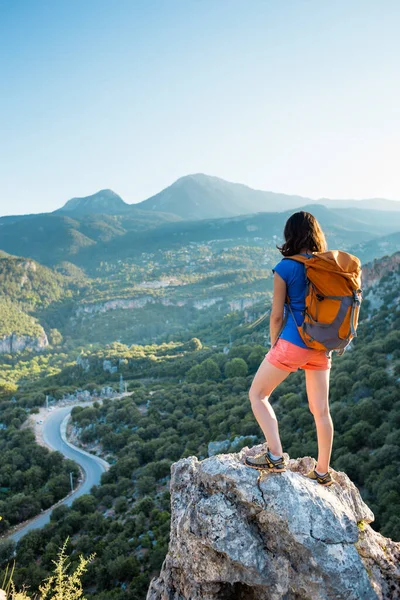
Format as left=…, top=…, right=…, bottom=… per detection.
left=361, top=251, right=400, bottom=289
left=76, top=353, right=90, bottom=372
left=76, top=296, right=226, bottom=316
left=137, top=278, right=184, bottom=289
left=76, top=296, right=155, bottom=315
left=0, top=331, right=48, bottom=354
left=361, top=251, right=400, bottom=314
left=147, top=444, right=400, bottom=600
left=228, top=298, right=258, bottom=312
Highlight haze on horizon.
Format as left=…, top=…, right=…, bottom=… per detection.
left=1, top=0, right=400, bottom=216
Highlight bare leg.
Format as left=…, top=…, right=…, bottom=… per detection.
left=305, top=368, right=333, bottom=473
left=249, top=357, right=291, bottom=456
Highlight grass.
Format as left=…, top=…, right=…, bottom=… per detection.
left=1, top=538, right=94, bottom=600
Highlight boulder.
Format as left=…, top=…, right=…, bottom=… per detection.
left=147, top=443, right=400, bottom=600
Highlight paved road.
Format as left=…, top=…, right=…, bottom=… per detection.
left=10, top=406, right=109, bottom=543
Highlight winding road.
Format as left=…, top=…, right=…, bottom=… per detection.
left=9, top=405, right=109, bottom=543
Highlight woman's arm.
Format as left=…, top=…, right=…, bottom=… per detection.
left=270, top=272, right=287, bottom=347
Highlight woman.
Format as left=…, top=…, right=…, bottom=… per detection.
left=245, top=211, right=335, bottom=486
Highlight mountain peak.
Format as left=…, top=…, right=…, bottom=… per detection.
left=174, top=172, right=254, bottom=189
left=137, top=173, right=313, bottom=221
left=56, top=189, right=129, bottom=215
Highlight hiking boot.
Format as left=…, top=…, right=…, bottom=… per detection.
left=245, top=447, right=287, bottom=472
left=304, top=466, right=335, bottom=487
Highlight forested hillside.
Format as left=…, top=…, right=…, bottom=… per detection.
left=0, top=256, right=65, bottom=308
left=0, top=256, right=69, bottom=353
left=1, top=199, right=399, bottom=271
left=0, top=299, right=44, bottom=339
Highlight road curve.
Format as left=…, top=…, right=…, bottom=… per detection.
left=10, top=406, right=109, bottom=543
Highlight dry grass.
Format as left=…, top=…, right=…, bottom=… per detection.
left=1, top=538, right=94, bottom=600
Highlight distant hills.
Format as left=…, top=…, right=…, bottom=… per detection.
left=0, top=201, right=399, bottom=269
left=70, top=203, right=388, bottom=266
left=0, top=202, right=397, bottom=269
left=50, top=174, right=400, bottom=221
left=0, top=173, right=399, bottom=270
left=349, top=231, right=400, bottom=265
left=0, top=211, right=181, bottom=265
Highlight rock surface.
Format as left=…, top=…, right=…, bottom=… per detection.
left=361, top=251, right=400, bottom=289
left=0, top=331, right=48, bottom=354
left=147, top=444, right=400, bottom=600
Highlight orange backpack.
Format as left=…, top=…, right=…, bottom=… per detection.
left=282, top=250, right=363, bottom=356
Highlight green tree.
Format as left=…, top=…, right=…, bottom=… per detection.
left=0, top=539, right=16, bottom=565
left=199, top=358, right=221, bottom=381
left=224, top=357, right=248, bottom=378
left=49, top=328, right=63, bottom=346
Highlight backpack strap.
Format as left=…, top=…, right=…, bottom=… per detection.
left=285, top=294, right=297, bottom=323
left=350, top=289, right=362, bottom=337
left=282, top=252, right=313, bottom=327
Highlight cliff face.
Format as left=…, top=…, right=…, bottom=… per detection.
left=0, top=331, right=48, bottom=354
left=147, top=444, right=400, bottom=600
left=361, top=251, right=400, bottom=289
left=75, top=295, right=258, bottom=316
left=360, top=251, right=400, bottom=315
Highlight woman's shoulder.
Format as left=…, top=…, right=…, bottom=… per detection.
left=273, top=256, right=304, bottom=269
left=272, top=257, right=306, bottom=286
left=283, top=256, right=306, bottom=266
left=272, top=256, right=299, bottom=276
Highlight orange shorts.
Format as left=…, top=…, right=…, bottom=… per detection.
left=265, top=338, right=332, bottom=372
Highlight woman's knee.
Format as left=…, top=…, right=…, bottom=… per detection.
left=249, top=387, right=258, bottom=404
left=249, top=386, right=268, bottom=405
left=310, top=405, right=331, bottom=419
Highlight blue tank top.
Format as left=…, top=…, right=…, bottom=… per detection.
left=271, top=252, right=313, bottom=349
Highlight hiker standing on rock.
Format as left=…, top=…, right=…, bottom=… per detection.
left=245, top=211, right=362, bottom=487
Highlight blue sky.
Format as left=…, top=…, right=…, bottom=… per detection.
left=1, top=0, right=399, bottom=216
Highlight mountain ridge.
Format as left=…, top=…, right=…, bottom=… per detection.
left=0, top=202, right=399, bottom=269
left=56, top=189, right=130, bottom=215
left=3, top=173, right=400, bottom=220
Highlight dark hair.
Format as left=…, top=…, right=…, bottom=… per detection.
left=276, top=210, right=327, bottom=257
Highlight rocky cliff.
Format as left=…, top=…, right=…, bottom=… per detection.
left=147, top=444, right=400, bottom=600
left=360, top=251, right=400, bottom=315
left=75, top=295, right=253, bottom=316
left=0, top=331, right=48, bottom=354
left=361, top=251, right=400, bottom=289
